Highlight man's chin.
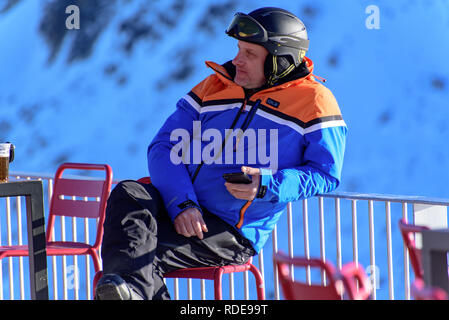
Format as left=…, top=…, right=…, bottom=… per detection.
left=234, top=76, right=248, bottom=87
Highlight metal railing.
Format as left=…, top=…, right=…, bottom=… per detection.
left=1, top=171, right=448, bottom=300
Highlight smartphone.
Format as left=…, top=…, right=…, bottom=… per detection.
left=222, top=172, right=252, bottom=184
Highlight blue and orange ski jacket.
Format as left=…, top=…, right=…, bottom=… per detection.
left=148, top=57, right=347, bottom=253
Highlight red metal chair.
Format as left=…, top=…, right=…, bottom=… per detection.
left=93, top=176, right=265, bottom=300
left=411, top=278, right=448, bottom=300
left=0, top=162, right=113, bottom=275
left=338, top=262, right=372, bottom=300
left=273, top=251, right=371, bottom=300
left=398, top=219, right=430, bottom=281
left=94, top=258, right=265, bottom=300
left=162, top=257, right=264, bottom=299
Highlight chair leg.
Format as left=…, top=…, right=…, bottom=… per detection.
left=93, top=270, right=103, bottom=299
left=213, top=268, right=224, bottom=300
left=89, top=250, right=102, bottom=299
left=89, top=249, right=102, bottom=273
left=249, top=263, right=265, bottom=300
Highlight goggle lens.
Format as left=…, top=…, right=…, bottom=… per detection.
left=226, top=13, right=267, bottom=42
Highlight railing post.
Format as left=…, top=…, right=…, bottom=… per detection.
left=272, top=224, right=280, bottom=300
left=201, top=279, right=206, bottom=300
left=257, top=249, right=266, bottom=300
left=84, top=216, right=90, bottom=300
left=351, top=200, right=359, bottom=267
left=6, top=197, right=14, bottom=299
left=303, top=199, right=311, bottom=285
left=368, top=200, right=376, bottom=300
left=229, top=273, right=234, bottom=300
left=385, top=201, right=394, bottom=300
left=402, top=202, right=411, bottom=300
left=48, top=178, right=59, bottom=301
left=335, top=198, right=342, bottom=271
left=173, top=278, right=179, bottom=300
left=318, top=197, right=326, bottom=285
left=244, top=270, right=249, bottom=300
left=187, top=278, right=192, bottom=300
left=16, top=196, right=25, bottom=299
left=287, top=202, right=294, bottom=279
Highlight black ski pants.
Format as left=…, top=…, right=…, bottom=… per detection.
left=100, top=180, right=255, bottom=300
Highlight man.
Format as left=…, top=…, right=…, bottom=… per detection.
left=95, top=7, right=347, bottom=300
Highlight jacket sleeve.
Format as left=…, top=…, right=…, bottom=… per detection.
left=258, top=124, right=347, bottom=203
left=147, top=94, right=203, bottom=222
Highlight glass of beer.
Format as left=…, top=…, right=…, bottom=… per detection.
left=0, top=143, right=14, bottom=183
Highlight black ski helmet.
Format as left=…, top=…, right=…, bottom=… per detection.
left=226, top=7, right=309, bottom=85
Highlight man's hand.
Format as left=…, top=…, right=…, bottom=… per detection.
left=224, top=166, right=261, bottom=201
left=174, top=207, right=208, bottom=239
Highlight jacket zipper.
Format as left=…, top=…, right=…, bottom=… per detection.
left=233, top=99, right=261, bottom=152
left=233, top=98, right=262, bottom=229
left=190, top=94, right=261, bottom=230
left=191, top=97, right=247, bottom=183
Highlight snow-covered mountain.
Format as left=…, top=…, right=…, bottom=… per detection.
left=2, top=0, right=449, bottom=197
left=1, top=0, right=449, bottom=300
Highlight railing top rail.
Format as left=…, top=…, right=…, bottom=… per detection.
left=10, top=171, right=120, bottom=184
left=319, top=191, right=449, bottom=206
left=10, top=171, right=449, bottom=205
left=10, top=171, right=55, bottom=180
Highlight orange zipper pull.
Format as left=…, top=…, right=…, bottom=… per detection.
left=235, top=200, right=253, bottom=229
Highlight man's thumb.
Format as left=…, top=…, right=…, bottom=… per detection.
left=242, top=166, right=260, bottom=176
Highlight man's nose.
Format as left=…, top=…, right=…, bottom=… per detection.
left=232, top=51, right=244, bottom=66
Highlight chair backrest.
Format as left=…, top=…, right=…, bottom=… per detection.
left=338, top=262, right=372, bottom=300
left=46, top=162, right=113, bottom=248
left=274, top=251, right=343, bottom=300
left=398, top=219, right=429, bottom=280
left=411, top=279, right=448, bottom=300
left=137, top=176, right=152, bottom=184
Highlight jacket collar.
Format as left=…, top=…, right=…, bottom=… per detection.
left=205, top=57, right=316, bottom=94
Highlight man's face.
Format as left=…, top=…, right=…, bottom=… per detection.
left=232, top=40, right=268, bottom=89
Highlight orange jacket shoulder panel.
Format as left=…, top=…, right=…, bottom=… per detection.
left=253, top=80, right=342, bottom=124
left=190, top=59, right=342, bottom=125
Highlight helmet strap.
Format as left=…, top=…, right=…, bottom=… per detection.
left=264, top=54, right=296, bottom=86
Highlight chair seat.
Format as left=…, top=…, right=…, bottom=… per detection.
left=162, top=259, right=265, bottom=299
left=47, top=241, right=95, bottom=255
left=0, top=245, right=29, bottom=257
left=0, top=242, right=95, bottom=258
left=164, top=261, right=252, bottom=280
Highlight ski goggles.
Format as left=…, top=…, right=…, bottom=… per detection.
left=225, top=12, right=268, bottom=43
